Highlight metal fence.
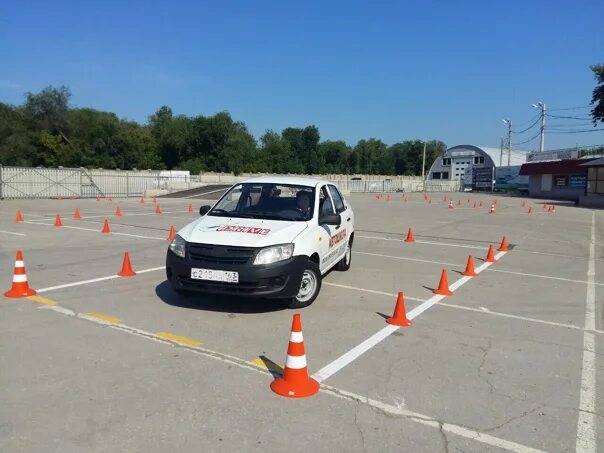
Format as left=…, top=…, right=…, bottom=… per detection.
left=0, top=166, right=192, bottom=199
left=337, top=179, right=461, bottom=193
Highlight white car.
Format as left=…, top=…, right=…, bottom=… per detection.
left=166, top=176, right=355, bottom=308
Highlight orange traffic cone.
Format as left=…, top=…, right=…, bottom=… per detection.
left=386, top=292, right=412, bottom=327
left=448, top=201, right=454, bottom=209
left=543, top=203, right=546, bottom=209
left=108, top=197, right=113, bottom=202
left=404, top=227, right=415, bottom=243
left=428, top=198, right=432, bottom=205
left=115, top=206, right=122, bottom=217
left=498, top=236, right=509, bottom=252
left=16, top=210, right=24, bottom=223
left=187, top=203, right=193, bottom=213
left=155, top=204, right=162, bottom=214
left=270, top=314, right=319, bottom=398
left=528, top=207, right=533, bottom=214
left=167, top=226, right=176, bottom=241
left=521, top=201, right=526, bottom=207
left=433, top=269, right=454, bottom=296
left=386, top=194, right=391, bottom=202
left=96, top=196, right=100, bottom=202
left=485, top=244, right=497, bottom=263
left=57, top=195, right=63, bottom=201
left=117, top=252, right=136, bottom=277
left=473, top=202, right=477, bottom=209
left=101, top=219, right=111, bottom=234
left=4, top=250, right=36, bottom=297
left=551, top=205, right=556, bottom=213
left=139, top=196, right=145, bottom=204
left=54, top=214, right=63, bottom=227
left=462, top=255, right=478, bottom=277
left=375, top=194, right=379, bottom=200
left=479, top=201, right=483, bottom=208
left=443, top=195, right=447, bottom=203
left=457, top=200, right=461, bottom=206
left=467, top=198, right=470, bottom=204
left=488, top=203, right=496, bottom=214
left=73, top=208, right=82, bottom=220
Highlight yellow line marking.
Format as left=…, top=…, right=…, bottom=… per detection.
left=86, top=312, right=122, bottom=324
left=27, top=295, right=56, bottom=305
left=250, top=357, right=284, bottom=373
left=156, top=332, right=202, bottom=347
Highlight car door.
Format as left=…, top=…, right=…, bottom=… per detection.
left=327, top=184, right=352, bottom=262
left=316, top=185, right=339, bottom=273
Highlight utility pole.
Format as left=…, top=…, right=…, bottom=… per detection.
left=532, top=102, right=546, bottom=152
left=421, top=142, right=426, bottom=190
left=502, top=119, right=512, bottom=166
left=499, top=138, right=504, bottom=166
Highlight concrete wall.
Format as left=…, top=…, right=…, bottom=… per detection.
left=527, top=174, right=585, bottom=200
left=197, top=172, right=423, bottom=184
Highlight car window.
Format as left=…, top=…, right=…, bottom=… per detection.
left=328, top=185, right=346, bottom=213
left=319, top=186, right=335, bottom=216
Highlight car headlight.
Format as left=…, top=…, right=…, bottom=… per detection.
left=169, top=234, right=186, bottom=258
left=253, top=244, right=294, bottom=265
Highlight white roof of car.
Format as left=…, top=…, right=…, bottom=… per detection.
left=242, top=175, right=330, bottom=187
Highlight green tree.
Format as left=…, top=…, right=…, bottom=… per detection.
left=590, top=63, right=604, bottom=125
left=318, top=140, right=351, bottom=173
left=282, top=125, right=322, bottom=174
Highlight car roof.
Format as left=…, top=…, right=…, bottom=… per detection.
left=241, top=175, right=331, bottom=187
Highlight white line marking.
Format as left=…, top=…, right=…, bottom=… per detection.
left=354, top=251, right=457, bottom=267
left=323, top=282, right=425, bottom=302
left=24, top=221, right=165, bottom=241
left=0, top=230, right=27, bottom=236
left=490, top=268, right=604, bottom=287
left=357, top=234, right=486, bottom=250
left=575, top=211, right=597, bottom=453
left=32, top=293, right=546, bottom=453
left=36, top=266, right=165, bottom=293
left=313, top=252, right=506, bottom=382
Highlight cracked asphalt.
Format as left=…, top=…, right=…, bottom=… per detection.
left=0, top=193, right=602, bottom=452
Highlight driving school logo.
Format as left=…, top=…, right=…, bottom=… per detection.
left=329, top=229, right=347, bottom=248
left=217, top=225, right=271, bottom=235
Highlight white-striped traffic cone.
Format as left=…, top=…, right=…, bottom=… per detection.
left=4, top=250, right=36, bottom=298
left=270, top=313, right=319, bottom=398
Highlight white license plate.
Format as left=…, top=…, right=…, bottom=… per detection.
left=190, top=268, right=239, bottom=283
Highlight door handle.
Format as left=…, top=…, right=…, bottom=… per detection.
left=346, top=217, right=351, bottom=222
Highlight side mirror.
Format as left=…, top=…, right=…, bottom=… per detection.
left=319, top=213, right=341, bottom=226
left=199, top=205, right=211, bottom=216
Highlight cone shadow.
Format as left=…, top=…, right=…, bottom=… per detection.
left=257, top=355, right=283, bottom=378
left=376, top=312, right=390, bottom=320
left=422, top=286, right=435, bottom=292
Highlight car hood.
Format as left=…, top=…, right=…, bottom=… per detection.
left=177, top=215, right=309, bottom=247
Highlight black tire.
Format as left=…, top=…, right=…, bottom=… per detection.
left=285, top=261, right=322, bottom=309
left=335, top=240, right=352, bottom=271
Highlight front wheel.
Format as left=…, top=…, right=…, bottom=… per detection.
left=335, top=240, right=352, bottom=271
left=285, top=261, right=322, bottom=309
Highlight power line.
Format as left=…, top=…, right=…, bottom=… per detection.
left=513, top=115, right=541, bottom=134
left=547, top=113, right=592, bottom=120
left=547, top=105, right=590, bottom=111
left=514, top=112, right=541, bottom=128
left=547, top=128, right=604, bottom=134
left=512, top=130, right=541, bottom=145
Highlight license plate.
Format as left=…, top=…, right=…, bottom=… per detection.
left=190, top=268, right=239, bottom=283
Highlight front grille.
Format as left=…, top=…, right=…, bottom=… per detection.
left=188, top=243, right=257, bottom=265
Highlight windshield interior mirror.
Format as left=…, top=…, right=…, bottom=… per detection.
left=199, top=205, right=211, bottom=216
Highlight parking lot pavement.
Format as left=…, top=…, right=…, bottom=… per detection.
left=1, top=193, right=602, bottom=452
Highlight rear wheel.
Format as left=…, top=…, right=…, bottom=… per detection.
left=285, top=261, right=322, bottom=309
left=335, top=240, right=352, bottom=271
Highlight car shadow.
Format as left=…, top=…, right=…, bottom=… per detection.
left=155, top=280, right=286, bottom=314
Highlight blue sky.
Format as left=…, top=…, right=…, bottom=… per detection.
left=1, top=0, right=603, bottom=150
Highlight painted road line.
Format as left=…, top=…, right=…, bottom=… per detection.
left=23, top=221, right=165, bottom=241
left=86, top=312, right=122, bottom=324
left=354, top=250, right=457, bottom=267
left=157, top=332, right=202, bottom=347
left=27, top=295, right=56, bottom=305
left=0, top=230, right=27, bottom=236
left=250, top=357, right=284, bottom=373
left=312, top=251, right=507, bottom=383
left=323, top=282, right=425, bottom=302
left=36, top=298, right=545, bottom=453
left=357, top=234, right=487, bottom=250
left=489, top=268, right=604, bottom=287
left=575, top=211, right=597, bottom=453
left=37, top=266, right=165, bottom=293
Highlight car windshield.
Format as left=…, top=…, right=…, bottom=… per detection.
left=208, top=183, right=316, bottom=221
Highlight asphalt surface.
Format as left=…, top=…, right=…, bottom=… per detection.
left=0, top=193, right=602, bottom=452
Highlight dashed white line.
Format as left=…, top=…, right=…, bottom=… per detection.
left=0, top=230, right=27, bottom=236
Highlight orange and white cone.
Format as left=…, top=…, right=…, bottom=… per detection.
left=473, top=202, right=477, bottom=209
left=485, top=244, right=497, bottom=263
left=101, top=218, right=111, bottom=234
left=498, top=236, right=509, bottom=252
left=488, top=203, right=496, bottom=214
left=448, top=201, right=454, bottom=209
left=528, top=207, right=533, bottom=214
left=108, top=197, right=113, bottom=202
left=167, top=226, right=176, bottom=241
left=54, top=214, right=63, bottom=227
left=404, top=227, right=415, bottom=243
left=16, top=210, right=24, bottom=223
left=386, top=292, right=412, bottom=327
left=462, top=255, right=478, bottom=277
left=115, top=206, right=122, bottom=217
left=73, top=208, right=82, bottom=220
left=139, top=196, right=145, bottom=204
left=433, top=269, right=453, bottom=296
left=4, top=250, right=36, bottom=298
left=117, top=252, right=136, bottom=277
left=270, top=314, right=319, bottom=398
left=187, top=203, right=193, bottom=213
left=155, top=204, right=162, bottom=214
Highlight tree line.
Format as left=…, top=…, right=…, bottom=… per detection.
left=0, top=86, right=446, bottom=175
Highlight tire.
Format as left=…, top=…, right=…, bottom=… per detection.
left=335, top=240, right=352, bottom=271
left=285, top=261, right=322, bottom=309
